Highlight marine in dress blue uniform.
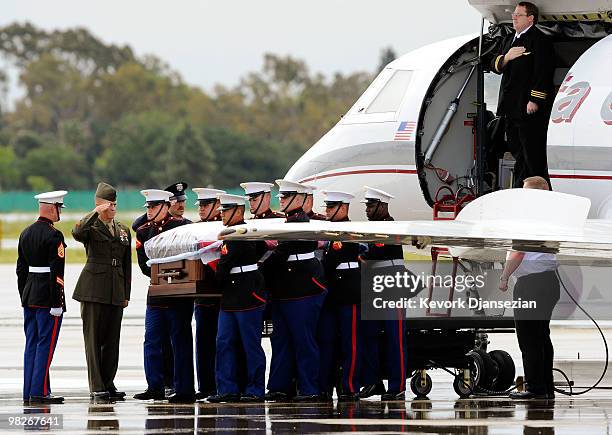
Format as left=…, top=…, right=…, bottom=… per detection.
left=263, top=180, right=327, bottom=402
left=207, top=194, right=268, bottom=403
left=17, top=191, right=68, bottom=404
left=319, top=191, right=362, bottom=401
left=191, top=187, right=225, bottom=401
left=133, top=189, right=195, bottom=403
left=358, top=186, right=408, bottom=401
left=303, top=184, right=327, bottom=221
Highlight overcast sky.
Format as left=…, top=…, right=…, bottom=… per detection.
left=2, top=0, right=482, bottom=94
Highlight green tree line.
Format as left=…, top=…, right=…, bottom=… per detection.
left=0, top=22, right=396, bottom=191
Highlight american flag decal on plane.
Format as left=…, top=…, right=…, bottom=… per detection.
left=394, top=121, right=416, bottom=141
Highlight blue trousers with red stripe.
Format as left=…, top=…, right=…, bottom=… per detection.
left=338, top=304, right=361, bottom=394
left=216, top=306, right=266, bottom=397
left=144, top=303, right=194, bottom=395
left=23, top=307, right=62, bottom=399
left=267, top=292, right=326, bottom=396
left=361, top=310, right=407, bottom=393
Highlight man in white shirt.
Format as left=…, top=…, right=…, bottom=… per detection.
left=500, top=176, right=559, bottom=399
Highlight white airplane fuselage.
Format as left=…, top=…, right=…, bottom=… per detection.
left=285, top=30, right=612, bottom=221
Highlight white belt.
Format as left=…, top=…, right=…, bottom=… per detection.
left=29, top=266, right=51, bottom=273
left=372, top=259, right=404, bottom=268
left=337, top=262, right=359, bottom=270
left=229, top=264, right=258, bottom=274
left=287, top=252, right=315, bottom=261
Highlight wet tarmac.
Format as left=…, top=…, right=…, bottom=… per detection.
left=2, top=265, right=612, bottom=433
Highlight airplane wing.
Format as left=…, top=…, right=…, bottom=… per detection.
left=219, top=189, right=612, bottom=260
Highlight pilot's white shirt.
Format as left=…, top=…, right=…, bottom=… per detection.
left=513, top=252, right=558, bottom=278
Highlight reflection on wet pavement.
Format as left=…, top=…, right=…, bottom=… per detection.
left=4, top=395, right=612, bottom=434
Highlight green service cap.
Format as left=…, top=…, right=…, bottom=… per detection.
left=95, top=182, right=117, bottom=202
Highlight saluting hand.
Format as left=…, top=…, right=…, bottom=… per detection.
left=504, top=46, right=526, bottom=62
left=94, top=202, right=112, bottom=214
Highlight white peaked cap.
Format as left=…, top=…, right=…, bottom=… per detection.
left=218, top=193, right=247, bottom=210
left=140, top=189, right=173, bottom=207
left=240, top=182, right=273, bottom=196
left=35, top=190, right=68, bottom=207
left=192, top=188, right=226, bottom=204
left=303, top=184, right=317, bottom=195
left=322, top=190, right=355, bottom=204
left=275, top=179, right=309, bottom=197
left=361, top=186, right=395, bottom=203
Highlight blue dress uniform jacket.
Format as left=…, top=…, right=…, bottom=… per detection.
left=491, top=25, right=555, bottom=121
left=322, top=239, right=361, bottom=306
left=17, top=217, right=66, bottom=310
left=263, top=209, right=327, bottom=300
left=16, top=217, right=66, bottom=400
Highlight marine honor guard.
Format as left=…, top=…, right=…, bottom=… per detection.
left=72, top=183, right=132, bottom=401
left=17, top=190, right=68, bottom=404
left=240, top=182, right=284, bottom=219
left=134, top=189, right=195, bottom=403
left=264, top=179, right=327, bottom=402
left=192, top=187, right=225, bottom=400
left=207, top=194, right=268, bottom=403
left=358, top=186, right=408, bottom=401
left=319, top=191, right=362, bottom=401
left=303, top=184, right=326, bottom=220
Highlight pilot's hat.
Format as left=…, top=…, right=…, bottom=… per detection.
left=193, top=188, right=226, bottom=205
left=164, top=182, right=188, bottom=202
left=275, top=179, right=309, bottom=198
left=217, top=193, right=247, bottom=211
left=35, top=190, right=68, bottom=208
left=140, top=189, right=173, bottom=207
left=240, top=182, right=274, bottom=197
left=361, top=186, right=395, bottom=204
left=322, top=190, right=354, bottom=205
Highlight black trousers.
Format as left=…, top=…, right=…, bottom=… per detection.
left=513, top=270, right=560, bottom=394
left=505, top=113, right=551, bottom=188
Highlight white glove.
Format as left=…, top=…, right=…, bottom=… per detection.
left=50, top=307, right=63, bottom=317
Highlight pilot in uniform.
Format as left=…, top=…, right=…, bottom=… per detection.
left=17, top=191, right=68, bottom=404
left=133, top=189, right=194, bottom=403
left=264, top=179, right=327, bottom=402
left=240, top=182, right=285, bottom=219
left=191, top=187, right=226, bottom=401
left=207, top=194, right=268, bottom=403
left=491, top=2, right=554, bottom=187
left=358, top=186, right=408, bottom=401
left=319, top=191, right=362, bottom=401
left=73, top=183, right=132, bottom=401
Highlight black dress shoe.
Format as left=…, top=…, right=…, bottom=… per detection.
left=133, top=389, right=165, bottom=400
left=338, top=393, right=360, bottom=402
left=264, top=391, right=290, bottom=402
left=381, top=391, right=406, bottom=401
left=90, top=391, right=110, bottom=400
left=509, top=390, right=548, bottom=400
left=30, top=394, right=64, bottom=404
left=293, top=394, right=320, bottom=402
left=108, top=390, right=126, bottom=400
left=359, top=382, right=386, bottom=398
left=240, top=394, right=264, bottom=403
left=167, top=393, right=196, bottom=404
left=206, top=393, right=241, bottom=403
left=195, top=391, right=215, bottom=401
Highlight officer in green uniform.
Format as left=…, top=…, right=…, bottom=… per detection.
left=72, top=182, right=132, bottom=401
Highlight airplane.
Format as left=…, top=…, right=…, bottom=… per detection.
left=144, top=0, right=612, bottom=397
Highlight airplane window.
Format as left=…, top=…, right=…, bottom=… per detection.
left=365, top=70, right=413, bottom=114
left=484, top=73, right=501, bottom=113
